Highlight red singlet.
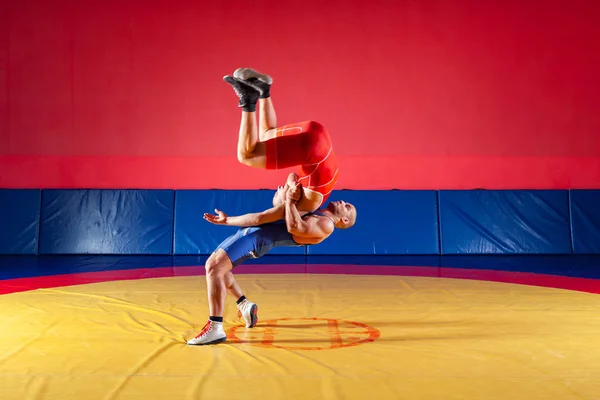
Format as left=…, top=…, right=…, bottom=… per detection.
left=265, top=121, right=338, bottom=206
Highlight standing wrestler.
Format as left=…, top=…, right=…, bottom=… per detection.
left=186, top=184, right=357, bottom=346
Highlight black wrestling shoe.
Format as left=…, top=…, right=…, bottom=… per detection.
left=223, top=75, right=260, bottom=111
left=233, top=67, right=272, bottom=98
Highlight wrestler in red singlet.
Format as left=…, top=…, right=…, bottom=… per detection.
left=264, top=120, right=338, bottom=206
left=223, top=68, right=340, bottom=207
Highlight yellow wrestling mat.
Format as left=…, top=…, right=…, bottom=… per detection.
left=1, top=274, right=600, bottom=400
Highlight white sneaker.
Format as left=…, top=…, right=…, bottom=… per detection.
left=187, top=320, right=226, bottom=345
left=233, top=68, right=273, bottom=85
left=237, top=299, right=259, bottom=328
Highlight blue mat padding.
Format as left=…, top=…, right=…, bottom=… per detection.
left=438, top=190, right=572, bottom=254
left=0, top=190, right=41, bottom=255
left=39, top=190, right=174, bottom=254
left=1, top=188, right=599, bottom=256
left=570, top=190, right=600, bottom=254
left=306, top=190, right=440, bottom=255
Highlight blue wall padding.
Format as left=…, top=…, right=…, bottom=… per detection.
left=4, top=189, right=599, bottom=257
left=570, top=190, right=600, bottom=254
left=307, top=190, right=440, bottom=255
left=173, top=190, right=305, bottom=255
left=438, top=190, right=572, bottom=254
left=0, top=190, right=41, bottom=255
left=39, top=190, right=174, bottom=254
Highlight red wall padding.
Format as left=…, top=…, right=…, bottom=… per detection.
left=1, top=0, right=599, bottom=189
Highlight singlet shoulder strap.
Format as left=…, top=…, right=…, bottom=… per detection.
left=301, top=210, right=325, bottom=219
left=301, top=209, right=335, bottom=225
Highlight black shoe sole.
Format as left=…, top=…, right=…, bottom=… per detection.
left=249, top=304, right=258, bottom=328
left=234, top=68, right=273, bottom=85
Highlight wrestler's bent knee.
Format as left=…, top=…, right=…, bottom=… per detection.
left=205, top=250, right=231, bottom=277
left=236, top=145, right=267, bottom=168
left=237, top=151, right=250, bottom=165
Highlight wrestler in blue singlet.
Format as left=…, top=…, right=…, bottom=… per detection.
left=216, top=211, right=326, bottom=267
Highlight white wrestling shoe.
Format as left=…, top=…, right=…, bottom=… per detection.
left=187, top=320, right=226, bottom=345
left=233, top=67, right=273, bottom=85
left=237, top=299, right=259, bottom=328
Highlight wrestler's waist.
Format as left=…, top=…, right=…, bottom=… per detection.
left=299, top=168, right=339, bottom=187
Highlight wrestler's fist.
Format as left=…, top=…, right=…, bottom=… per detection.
left=286, top=182, right=302, bottom=203
left=204, top=209, right=228, bottom=225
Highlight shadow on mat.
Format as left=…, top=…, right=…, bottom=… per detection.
left=258, top=319, right=483, bottom=329
left=226, top=332, right=494, bottom=345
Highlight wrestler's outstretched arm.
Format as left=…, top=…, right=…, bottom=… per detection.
left=204, top=184, right=303, bottom=227
left=204, top=203, right=285, bottom=227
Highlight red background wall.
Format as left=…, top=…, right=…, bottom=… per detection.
left=1, top=0, right=599, bottom=189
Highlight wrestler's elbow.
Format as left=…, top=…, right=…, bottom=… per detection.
left=285, top=222, right=296, bottom=233
left=249, top=215, right=264, bottom=226
left=287, top=223, right=307, bottom=236
left=286, top=221, right=299, bottom=235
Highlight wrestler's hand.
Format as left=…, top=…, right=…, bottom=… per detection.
left=203, top=209, right=228, bottom=225
left=286, top=182, right=302, bottom=203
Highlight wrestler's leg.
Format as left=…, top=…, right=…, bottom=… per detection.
left=205, top=249, right=233, bottom=319
left=223, top=75, right=269, bottom=168
left=224, top=75, right=327, bottom=212
left=206, top=235, right=258, bottom=325
left=259, top=97, right=278, bottom=141
left=187, top=249, right=232, bottom=345
left=203, top=250, right=256, bottom=318
left=224, top=271, right=243, bottom=299
left=223, top=270, right=258, bottom=328
left=232, top=110, right=322, bottom=170
left=236, top=110, right=266, bottom=167
left=233, top=68, right=277, bottom=140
